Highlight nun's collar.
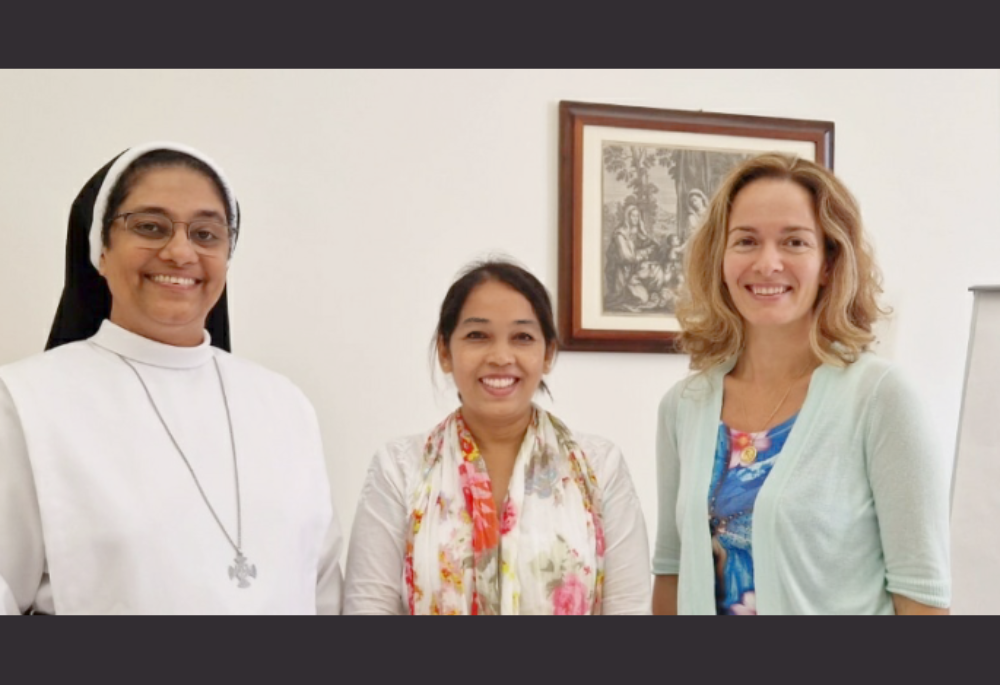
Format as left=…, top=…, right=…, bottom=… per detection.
left=89, top=319, right=216, bottom=369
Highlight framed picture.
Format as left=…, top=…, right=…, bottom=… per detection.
left=557, top=100, right=834, bottom=353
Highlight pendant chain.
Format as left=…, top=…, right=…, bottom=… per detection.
left=739, top=362, right=816, bottom=434
left=735, top=364, right=813, bottom=467
left=118, top=354, right=243, bottom=555
left=740, top=380, right=796, bottom=435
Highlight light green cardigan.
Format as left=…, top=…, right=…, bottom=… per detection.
left=652, top=352, right=951, bottom=614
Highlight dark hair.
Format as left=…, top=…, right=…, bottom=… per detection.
left=433, top=258, right=559, bottom=398
left=101, top=149, right=236, bottom=249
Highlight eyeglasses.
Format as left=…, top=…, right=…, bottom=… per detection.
left=112, top=212, right=231, bottom=256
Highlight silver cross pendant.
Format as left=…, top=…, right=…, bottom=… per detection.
left=228, top=552, right=258, bottom=589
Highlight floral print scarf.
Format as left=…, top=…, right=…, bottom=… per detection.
left=405, top=406, right=605, bottom=615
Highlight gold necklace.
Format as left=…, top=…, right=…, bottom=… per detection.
left=737, top=369, right=809, bottom=466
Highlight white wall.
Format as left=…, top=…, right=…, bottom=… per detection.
left=1, top=69, right=997, bottom=569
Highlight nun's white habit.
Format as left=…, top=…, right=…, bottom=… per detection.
left=0, top=143, right=343, bottom=614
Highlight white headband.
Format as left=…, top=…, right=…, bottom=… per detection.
left=88, top=141, right=239, bottom=269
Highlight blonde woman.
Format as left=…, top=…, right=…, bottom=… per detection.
left=652, top=154, right=950, bottom=615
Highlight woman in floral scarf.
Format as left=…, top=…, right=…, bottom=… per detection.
left=343, top=259, right=650, bottom=614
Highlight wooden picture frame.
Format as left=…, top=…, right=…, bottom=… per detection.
left=557, top=100, right=834, bottom=353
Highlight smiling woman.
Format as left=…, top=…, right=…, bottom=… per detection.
left=0, top=142, right=344, bottom=615
left=651, top=153, right=952, bottom=615
left=343, top=259, right=651, bottom=615
left=99, top=164, right=231, bottom=347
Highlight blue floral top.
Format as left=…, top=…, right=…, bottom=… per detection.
left=708, top=413, right=798, bottom=615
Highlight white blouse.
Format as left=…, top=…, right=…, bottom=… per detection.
left=344, top=430, right=651, bottom=614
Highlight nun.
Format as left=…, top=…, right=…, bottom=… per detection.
left=0, top=142, right=343, bottom=614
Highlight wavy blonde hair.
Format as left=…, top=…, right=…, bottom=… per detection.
left=676, top=153, right=888, bottom=370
